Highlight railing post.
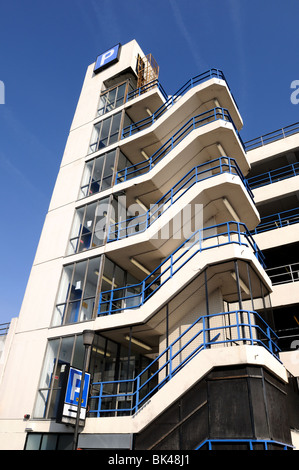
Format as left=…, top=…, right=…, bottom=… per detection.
left=109, top=290, right=113, bottom=315
left=236, top=310, right=241, bottom=342
left=141, top=280, right=145, bottom=305
left=169, top=345, right=173, bottom=379
left=135, top=375, right=140, bottom=414
left=267, top=326, right=273, bottom=355
left=247, top=311, right=254, bottom=345
left=98, top=383, right=103, bottom=417
left=98, top=293, right=102, bottom=316
left=227, top=221, right=231, bottom=243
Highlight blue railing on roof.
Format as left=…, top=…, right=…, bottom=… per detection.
left=89, top=309, right=280, bottom=418
left=250, top=207, right=299, bottom=235
left=126, top=78, right=168, bottom=102
left=98, top=221, right=265, bottom=317
left=122, top=68, right=237, bottom=139
left=244, top=122, right=299, bottom=151
left=195, top=439, right=293, bottom=450
left=117, top=107, right=244, bottom=184
left=109, top=157, right=253, bottom=243
left=247, top=161, right=299, bottom=189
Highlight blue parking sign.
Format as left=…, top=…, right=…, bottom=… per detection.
left=65, top=367, right=90, bottom=408
left=94, top=44, right=121, bottom=73
left=56, top=366, right=91, bottom=425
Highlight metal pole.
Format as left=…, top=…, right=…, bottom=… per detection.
left=72, top=330, right=94, bottom=450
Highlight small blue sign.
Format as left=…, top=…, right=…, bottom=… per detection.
left=94, top=44, right=121, bottom=74
left=65, top=367, right=90, bottom=409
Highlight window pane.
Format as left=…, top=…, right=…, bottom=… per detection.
left=97, top=95, right=107, bottom=116
left=41, top=434, right=57, bottom=450
left=25, top=433, right=42, bottom=450
left=91, top=156, right=105, bottom=193
left=68, top=206, right=85, bottom=254
left=106, top=87, right=117, bottom=112
left=58, top=336, right=74, bottom=365
left=70, top=261, right=87, bottom=301
left=56, top=265, right=73, bottom=304
left=89, top=123, right=101, bottom=153
left=79, top=203, right=97, bottom=252
left=99, top=118, right=111, bottom=148
left=84, top=257, right=101, bottom=299
left=72, top=335, right=85, bottom=370
left=109, top=113, right=121, bottom=144
left=33, top=389, right=49, bottom=418
left=38, top=339, right=60, bottom=390
left=57, top=434, right=73, bottom=450
left=80, top=160, right=94, bottom=198
left=93, top=198, right=110, bottom=246
left=102, top=150, right=116, bottom=191
left=115, top=83, right=126, bottom=107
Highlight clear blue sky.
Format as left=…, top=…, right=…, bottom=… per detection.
left=0, top=0, right=298, bottom=324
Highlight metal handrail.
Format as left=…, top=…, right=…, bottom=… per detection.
left=98, top=221, right=265, bottom=317
left=266, top=261, right=299, bottom=285
left=117, top=107, right=244, bottom=184
left=195, top=439, right=293, bottom=450
left=89, top=310, right=280, bottom=417
left=122, top=68, right=236, bottom=138
left=250, top=207, right=299, bottom=235
left=126, top=78, right=168, bottom=102
left=0, top=323, right=10, bottom=336
left=248, top=161, right=299, bottom=189
left=245, top=122, right=299, bottom=151
left=109, top=157, right=253, bottom=242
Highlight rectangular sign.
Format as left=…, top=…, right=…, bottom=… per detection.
left=56, top=365, right=91, bottom=426
left=94, top=44, right=121, bottom=74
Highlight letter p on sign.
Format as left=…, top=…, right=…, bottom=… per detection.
left=94, top=44, right=121, bottom=74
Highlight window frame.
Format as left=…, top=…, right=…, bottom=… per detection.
left=97, top=80, right=134, bottom=117
left=52, top=256, right=103, bottom=327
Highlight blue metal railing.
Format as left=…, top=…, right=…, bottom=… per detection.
left=122, top=68, right=236, bottom=139
left=0, top=323, right=10, bottom=336
left=251, top=207, right=299, bottom=235
left=126, top=78, right=168, bottom=102
left=245, top=122, right=299, bottom=151
left=89, top=309, right=280, bottom=417
left=266, top=261, right=299, bottom=285
left=195, top=439, right=293, bottom=450
left=98, top=221, right=265, bottom=317
left=248, top=161, right=299, bottom=189
left=108, top=157, right=253, bottom=242
left=117, top=107, right=244, bottom=184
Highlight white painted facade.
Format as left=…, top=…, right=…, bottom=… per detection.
left=0, top=40, right=298, bottom=450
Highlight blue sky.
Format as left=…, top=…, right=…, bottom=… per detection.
left=0, top=0, right=298, bottom=324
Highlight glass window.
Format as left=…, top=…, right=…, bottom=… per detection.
left=24, top=433, right=73, bottom=450
left=88, top=112, right=122, bottom=154
left=25, top=433, right=42, bottom=450
left=33, top=335, right=84, bottom=420
left=52, top=257, right=102, bottom=326
left=98, top=257, right=140, bottom=315
left=97, top=82, right=127, bottom=117
left=79, top=150, right=132, bottom=199
left=67, top=196, right=112, bottom=255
